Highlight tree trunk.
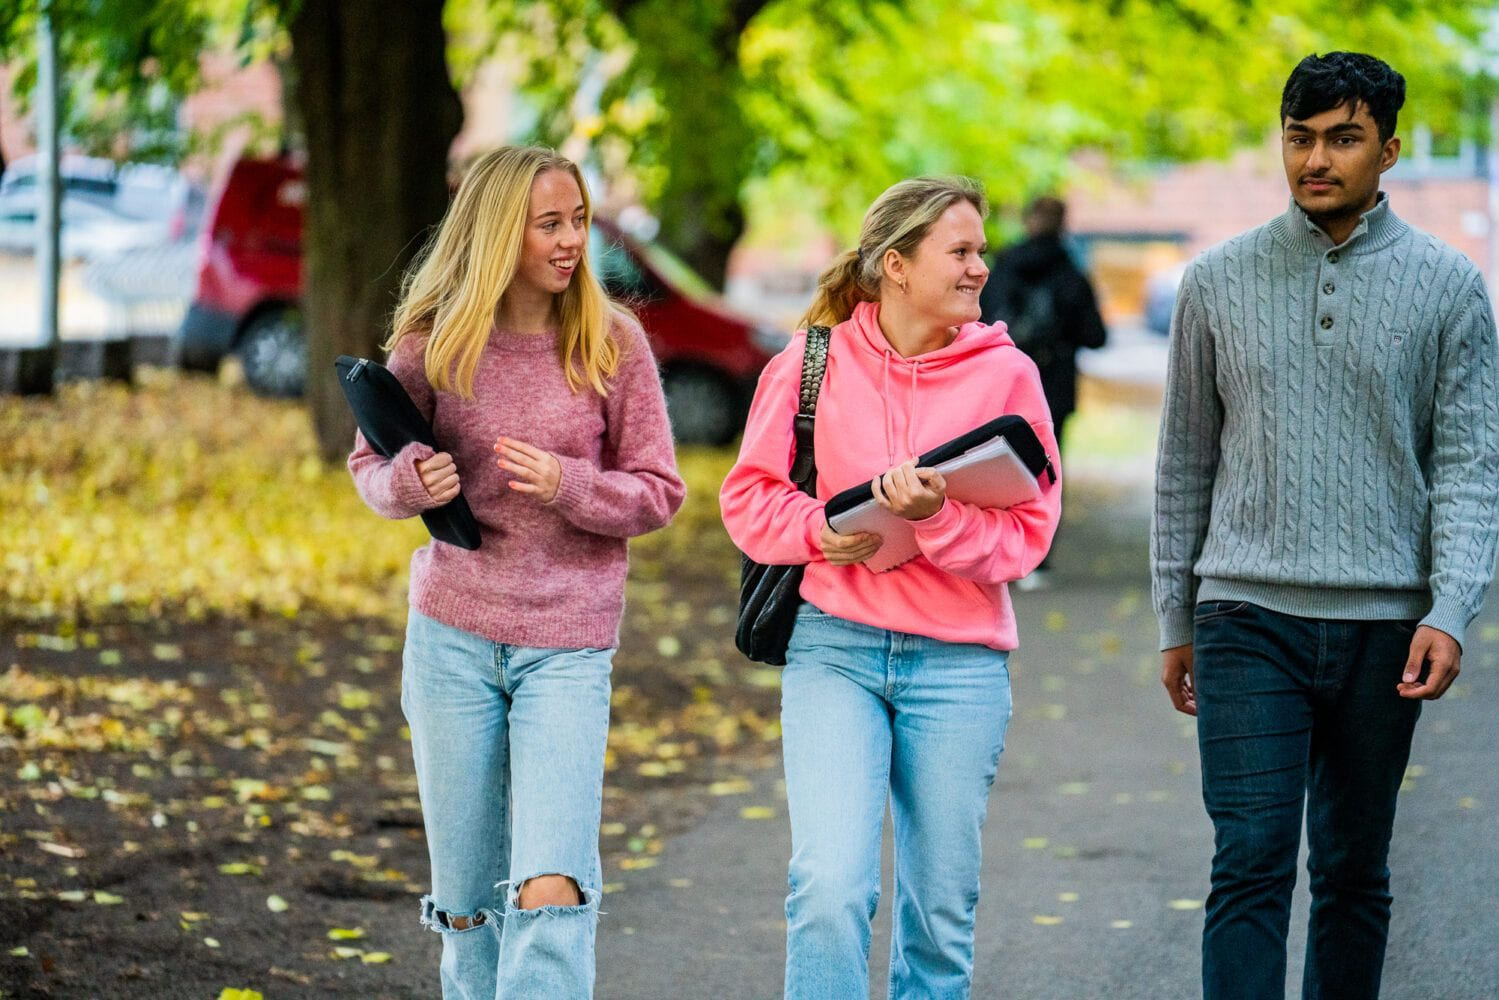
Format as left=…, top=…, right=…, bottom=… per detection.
left=290, top=0, right=462, bottom=461
left=620, top=0, right=756, bottom=289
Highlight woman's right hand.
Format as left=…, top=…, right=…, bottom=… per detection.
left=417, top=451, right=461, bottom=504
left=819, top=520, right=882, bottom=566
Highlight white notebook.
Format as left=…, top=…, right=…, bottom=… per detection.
left=827, top=436, right=1043, bottom=573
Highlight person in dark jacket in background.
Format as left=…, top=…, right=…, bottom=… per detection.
left=979, top=195, right=1106, bottom=584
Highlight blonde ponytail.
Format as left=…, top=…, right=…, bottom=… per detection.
left=800, top=176, right=987, bottom=329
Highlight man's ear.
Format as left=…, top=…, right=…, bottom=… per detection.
left=1380, top=135, right=1402, bottom=174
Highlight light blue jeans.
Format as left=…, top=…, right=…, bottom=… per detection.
left=401, top=610, right=613, bottom=1000
left=781, top=603, right=1013, bottom=1000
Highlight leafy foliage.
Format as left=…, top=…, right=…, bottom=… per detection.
left=457, top=0, right=1493, bottom=257
left=0, top=0, right=215, bottom=163
left=740, top=0, right=1493, bottom=237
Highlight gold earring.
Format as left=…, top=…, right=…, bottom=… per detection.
left=899, top=279, right=908, bottom=294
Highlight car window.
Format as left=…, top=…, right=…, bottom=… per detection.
left=589, top=228, right=656, bottom=302
left=633, top=238, right=714, bottom=299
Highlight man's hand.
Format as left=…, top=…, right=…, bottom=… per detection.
left=1162, top=643, right=1197, bottom=716
left=1399, top=625, right=1461, bottom=700
left=819, top=521, right=882, bottom=566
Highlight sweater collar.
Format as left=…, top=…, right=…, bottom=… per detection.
left=1269, top=191, right=1405, bottom=256
left=487, top=326, right=559, bottom=353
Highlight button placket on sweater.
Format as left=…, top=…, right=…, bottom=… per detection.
left=1311, top=232, right=1351, bottom=348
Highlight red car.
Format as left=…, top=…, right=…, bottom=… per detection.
left=177, top=156, right=787, bottom=444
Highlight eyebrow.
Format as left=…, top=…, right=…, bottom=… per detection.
left=532, top=204, right=587, bottom=222
left=1284, top=121, right=1366, bottom=136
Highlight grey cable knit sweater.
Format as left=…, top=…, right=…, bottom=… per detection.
left=1151, top=195, right=1499, bottom=651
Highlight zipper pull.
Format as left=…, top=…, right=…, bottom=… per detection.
left=347, top=359, right=368, bottom=381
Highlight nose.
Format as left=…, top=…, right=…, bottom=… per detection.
left=1306, top=139, right=1332, bottom=172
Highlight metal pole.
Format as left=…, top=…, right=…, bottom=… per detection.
left=37, top=0, right=61, bottom=352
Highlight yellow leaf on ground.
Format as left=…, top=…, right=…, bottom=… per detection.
left=327, top=927, right=366, bottom=940
left=1033, top=915, right=1063, bottom=926
left=361, top=952, right=393, bottom=964
left=741, top=806, right=776, bottom=820
left=1168, top=899, right=1203, bottom=911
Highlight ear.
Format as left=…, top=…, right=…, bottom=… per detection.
left=1379, top=135, right=1401, bottom=174
left=882, top=248, right=907, bottom=287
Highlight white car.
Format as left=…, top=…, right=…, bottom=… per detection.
left=0, top=155, right=195, bottom=261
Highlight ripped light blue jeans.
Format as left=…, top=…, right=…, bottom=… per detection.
left=401, top=610, right=613, bottom=1000
left=781, top=603, right=1013, bottom=1000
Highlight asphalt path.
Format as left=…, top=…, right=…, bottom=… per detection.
left=595, top=481, right=1499, bottom=1000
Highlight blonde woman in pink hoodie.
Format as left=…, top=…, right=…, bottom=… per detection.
left=721, top=177, right=1062, bottom=999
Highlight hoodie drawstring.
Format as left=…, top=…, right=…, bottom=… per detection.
left=881, top=349, right=923, bottom=468
left=882, top=351, right=896, bottom=468
left=906, top=362, right=918, bottom=461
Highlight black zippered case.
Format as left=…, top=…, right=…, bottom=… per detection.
left=335, top=355, right=482, bottom=550
left=823, top=414, right=1055, bottom=522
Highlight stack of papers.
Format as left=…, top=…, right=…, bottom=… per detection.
left=827, top=435, right=1042, bottom=573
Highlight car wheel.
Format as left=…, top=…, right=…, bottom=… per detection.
left=662, top=366, right=740, bottom=446
left=238, top=306, right=306, bottom=397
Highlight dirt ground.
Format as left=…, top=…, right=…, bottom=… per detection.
left=0, top=557, right=779, bottom=999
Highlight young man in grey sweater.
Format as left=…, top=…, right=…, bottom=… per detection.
left=1151, top=52, right=1499, bottom=999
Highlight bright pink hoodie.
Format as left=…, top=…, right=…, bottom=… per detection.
left=720, top=300, right=1062, bottom=650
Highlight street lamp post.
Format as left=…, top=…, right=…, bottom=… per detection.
left=2, top=0, right=62, bottom=394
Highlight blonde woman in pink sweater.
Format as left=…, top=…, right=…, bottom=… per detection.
left=349, top=146, right=684, bottom=999
left=721, top=177, right=1062, bottom=999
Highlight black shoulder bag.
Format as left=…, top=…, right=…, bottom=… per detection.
left=734, top=325, right=831, bottom=666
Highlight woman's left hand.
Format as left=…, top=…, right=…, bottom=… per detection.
left=873, top=460, right=946, bottom=521
left=495, top=436, right=562, bottom=503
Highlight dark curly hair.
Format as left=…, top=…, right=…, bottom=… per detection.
left=1281, top=52, right=1406, bottom=143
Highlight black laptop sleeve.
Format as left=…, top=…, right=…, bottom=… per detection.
left=335, top=355, right=483, bottom=551
left=822, top=414, right=1056, bottom=522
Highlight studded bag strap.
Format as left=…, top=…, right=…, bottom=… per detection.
left=788, top=325, right=831, bottom=494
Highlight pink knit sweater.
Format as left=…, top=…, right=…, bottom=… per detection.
left=348, top=315, right=685, bottom=649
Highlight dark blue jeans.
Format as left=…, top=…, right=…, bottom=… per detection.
left=1193, top=600, right=1421, bottom=1000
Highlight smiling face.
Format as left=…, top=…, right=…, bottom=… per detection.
left=886, top=200, right=989, bottom=328
left=1282, top=100, right=1400, bottom=231
left=514, top=168, right=587, bottom=299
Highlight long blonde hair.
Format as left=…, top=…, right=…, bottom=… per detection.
left=387, top=146, right=621, bottom=398
left=801, top=176, right=987, bottom=328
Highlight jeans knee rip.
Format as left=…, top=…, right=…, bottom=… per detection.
left=501, top=874, right=601, bottom=916
left=419, top=894, right=497, bottom=934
